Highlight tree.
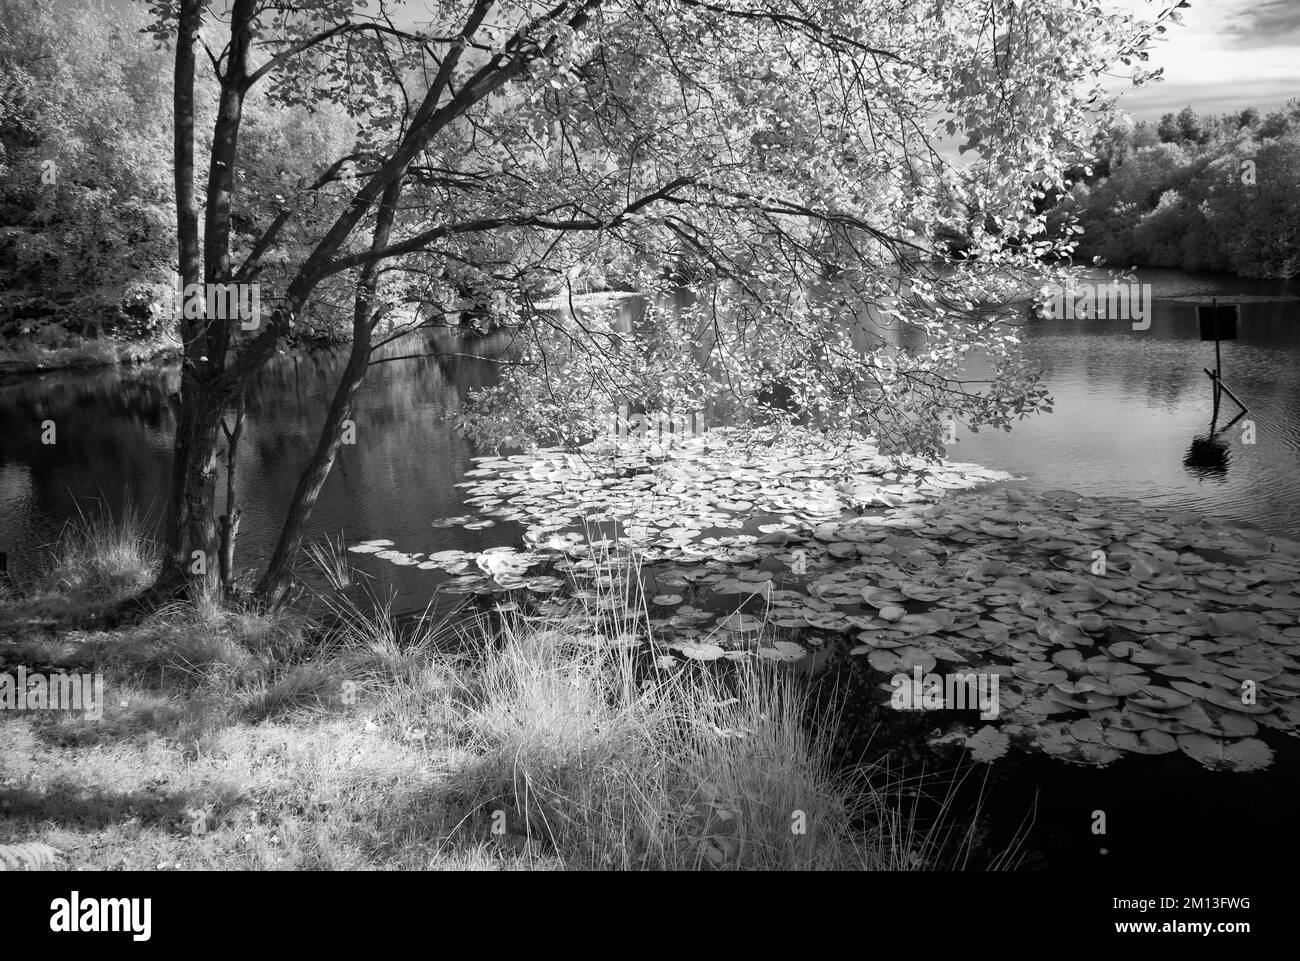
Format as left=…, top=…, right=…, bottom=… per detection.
left=1157, top=111, right=1180, bottom=143
left=1176, top=105, right=1203, bottom=145
left=0, top=0, right=175, bottom=333
left=1131, top=189, right=1190, bottom=267
left=1202, top=133, right=1300, bottom=278
left=1258, top=110, right=1292, bottom=140
left=144, top=0, right=1186, bottom=603
left=1060, top=100, right=1300, bottom=278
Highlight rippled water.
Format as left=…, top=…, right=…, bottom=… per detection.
left=952, top=269, right=1300, bottom=539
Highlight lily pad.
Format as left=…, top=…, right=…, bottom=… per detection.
left=965, top=726, right=1011, bottom=762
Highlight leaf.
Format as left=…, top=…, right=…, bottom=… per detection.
left=1177, top=734, right=1274, bottom=772
left=1128, top=686, right=1193, bottom=710
left=966, top=725, right=1010, bottom=762
left=1208, top=611, right=1260, bottom=640
left=0, top=843, right=61, bottom=871
left=676, top=641, right=726, bottom=661
left=756, top=640, right=805, bottom=662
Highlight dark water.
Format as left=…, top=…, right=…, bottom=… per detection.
left=0, top=328, right=524, bottom=607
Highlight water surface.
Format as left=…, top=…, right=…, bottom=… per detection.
left=2, top=268, right=1297, bottom=610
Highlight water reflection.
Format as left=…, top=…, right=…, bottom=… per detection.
left=956, top=272, right=1300, bottom=537
left=0, top=329, right=520, bottom=610
left=565, top=273, right=1300, bottom=539
left=1183, top=434, right=1231, bottom=477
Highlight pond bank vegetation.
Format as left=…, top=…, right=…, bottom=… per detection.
left=0, top=513, right=1005, bottom=870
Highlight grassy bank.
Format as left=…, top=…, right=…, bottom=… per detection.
left=0, top=517, right=994, bottom=871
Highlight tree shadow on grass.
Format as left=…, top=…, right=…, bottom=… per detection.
left=18, top=695, right=233, bottom=755
left=0, top=779, right=246, bottom=835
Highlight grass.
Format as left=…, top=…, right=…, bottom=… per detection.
left=42, top=504, right=160, bottom=601
left=0, top=519, right=1009, bottom=870
left=0, top=503, right=159, bottom=635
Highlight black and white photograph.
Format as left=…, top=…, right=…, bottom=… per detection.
left=0, top=0, right=1295, bottom=933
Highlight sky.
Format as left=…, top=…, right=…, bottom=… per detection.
left=104, top=0, right=1298, bottom=121
left=1113, top=0, right=1300, bottom=121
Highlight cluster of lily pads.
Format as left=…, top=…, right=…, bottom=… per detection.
left=347, top=428, right=1300, bottom=771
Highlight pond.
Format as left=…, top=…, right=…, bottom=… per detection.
left=3, top=269, right=1298, bottom=608
left=958, top=267, right=1300, bottom=539
left=2, top=267, right=1298, bottom=869
left=5, top=266, right=1294, bottom=592
left=0, top=327, right=522, bottom=607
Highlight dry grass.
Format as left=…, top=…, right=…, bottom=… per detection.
left=436, top=616, right=883, bottom=869
left=0, top=532, right=1006, bottom=870
left=45, top=503, right=159, bottom=599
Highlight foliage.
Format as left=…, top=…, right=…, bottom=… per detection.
left=0, top=843, right=61, bottom=871
left=112, top=0, right=1186, bottom=590
left=291, top=0, right=1182, bottom=460
left=0, top=0, right=175, bottom=333
left=1056, top=101, right=1300, bottom=278
left=0, top=0, right=362, bottom=345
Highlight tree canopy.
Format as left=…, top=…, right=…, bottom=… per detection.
left=11, top=0, right=1189, bottom=595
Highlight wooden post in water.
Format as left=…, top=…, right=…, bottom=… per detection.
left=1212, top=298, right=1222, bottom=424
left=1213, top=297, right=1223, bottom=385
left=1198, top=299, right=1247, bottom=425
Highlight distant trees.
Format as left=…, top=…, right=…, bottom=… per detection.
left=0, top=0, right=174, bottom=337
left=1057, top=102, right=1300, bottom=278
left=0, top=0, right=358, bottom=344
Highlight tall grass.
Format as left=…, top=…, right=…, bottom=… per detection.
left=303, top=533, right=354, bottom=592
left=0, top=502, right=159, bottom=634
left=327, top=544, right=1000, bottom=869
left=3, top=528, right=1013, bottom=870
left=42, top=502, right=158, bottom=603
left=441, top=615, right=881, bottom=868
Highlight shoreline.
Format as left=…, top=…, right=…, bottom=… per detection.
left=0, top=338, right=180, bottom=380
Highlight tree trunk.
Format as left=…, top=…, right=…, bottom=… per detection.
left=256, top=180, right=404, bottom=604
left=163, top=377, right=226, bottom=594
left=218, top=391, right=246, bottom=595
left=160, top=0, right=214, bottom=593
left=160, top=0, right=260, bottom=596
left=159, top=0, right=553, bottom=605
left=254, top=337, right=369, bottom=606
left=172, top=0, right=202, bottom=298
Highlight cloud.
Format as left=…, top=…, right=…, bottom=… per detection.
left=1119, top=79, right=1297, bottom=122
left=1223, top=0, right=1300, bottom=47
left=1100, top=0, right=1300, bottom=122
